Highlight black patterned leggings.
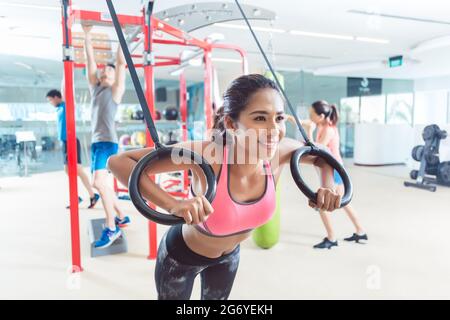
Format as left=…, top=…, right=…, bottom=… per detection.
left=155, top=224, right=240, bottom=300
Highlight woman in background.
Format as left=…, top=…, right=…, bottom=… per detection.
left=288, top=100, right=367, bottom=249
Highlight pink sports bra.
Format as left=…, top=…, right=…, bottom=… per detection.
left=194, top=145, right=277, bottom=237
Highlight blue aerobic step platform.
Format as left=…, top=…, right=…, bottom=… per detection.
left=88, top=218, right=128, bottom=257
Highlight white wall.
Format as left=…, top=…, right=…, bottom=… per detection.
left=353, top=123, right=450, bottom=167
left=415, top=75, right=450, bottom=92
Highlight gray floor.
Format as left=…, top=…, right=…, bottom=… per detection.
left=1, top=162, right=450, bottom=299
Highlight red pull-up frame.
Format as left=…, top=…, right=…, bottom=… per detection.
left=61, top=0, right=248, bottom=271
left=61, top=0, right=82, bottom=273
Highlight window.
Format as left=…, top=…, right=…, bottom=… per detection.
left=340, top=97, right=360, bottom=124
left=339, top=97, right=360, bottom=158
left=360, top=95, right=386, bottom=124
left=386, top=93, right=413, bottom=125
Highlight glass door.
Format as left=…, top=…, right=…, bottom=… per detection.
left=339, top=97, right=360, bottom=158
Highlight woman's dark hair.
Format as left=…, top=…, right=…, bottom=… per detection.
left=311, top=100, right=339, bottom=126
left=46, top=89, right=62, bottom=99
left=213, top=74, right=280, bottom=144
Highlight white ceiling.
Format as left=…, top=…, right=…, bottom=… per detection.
left=1, top=0, right=450, bottom=82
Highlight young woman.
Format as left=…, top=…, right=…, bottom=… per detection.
left=108, top=75, right=342, bottom=300
left=289, top=101, right=367, bottom=249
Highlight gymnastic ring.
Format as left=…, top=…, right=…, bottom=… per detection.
left=128, top=146, right=217, bottom=225
left=290, top=146, right=353, bottom=208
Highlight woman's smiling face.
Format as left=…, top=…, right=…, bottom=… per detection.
left=226, top=88, right=286, bottom=161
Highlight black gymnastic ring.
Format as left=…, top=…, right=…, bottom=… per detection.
left=128, top=146, right=217, bottom=225
left=290, top=146, right=353, bottom=208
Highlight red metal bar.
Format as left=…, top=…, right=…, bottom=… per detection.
left=73, top=44, right=111, bottom=50
left=211, top=43, right=249, bottom=75
left=144, top=9, right=158, bottom=260
left=153, top=38, right=187, bottom=46
left=152, top=16, right=210, bottom=50
left=74, top=59, right=179, bottom=69
left=72, top=9, right=143, bottom=27
left=154, top=61, right=180, bottom=67
left=62, top=0, right=82, bottom=273
left=72, top=36, right=141, bottom=43
left=113, top=177, right=127, bottom=194
left=74, top=63, right=142, bottom=69
left=156, top=55, right=181, bottom=62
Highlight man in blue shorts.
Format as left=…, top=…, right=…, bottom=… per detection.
left=83, top=25, right=130, bottom=249
left=46, top=89, right=99, bottom=209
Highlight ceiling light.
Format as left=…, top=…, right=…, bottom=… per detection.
left=348, top=9, right=450, bottom=26
left=355, top=36, right=389, bottom=44
left=214, top=23, right=285, bottom=33
left=289, top=30, right=389, bottom=44
left=289, top=30, right=353, bottom=40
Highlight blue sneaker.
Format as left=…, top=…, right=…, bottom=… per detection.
left=115, top=216, right=131, bottom=227
left=313, top=238, right=338, bottom=250
left=94, top=227, right=122, bottom=249
left=88, top=193, right=100, bottom=209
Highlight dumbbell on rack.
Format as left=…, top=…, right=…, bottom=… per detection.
left=405, top=124, right=449, bottom=192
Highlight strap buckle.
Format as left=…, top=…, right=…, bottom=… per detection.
left=62, top=46, right=74, bottom=62
left=143, top=51, right=155, bottom=66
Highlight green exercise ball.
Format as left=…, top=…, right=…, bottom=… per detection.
left=252, top=181, right=281, bottom=249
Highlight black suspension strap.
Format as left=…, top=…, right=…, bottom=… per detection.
left=106, top=0, right=217, bottom=224
left=234, top=0, right=353, bottom=207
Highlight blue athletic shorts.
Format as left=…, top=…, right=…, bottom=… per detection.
left=91, top=142, right=118, bottom=172
left=334, top=169, right=344, bottom=185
